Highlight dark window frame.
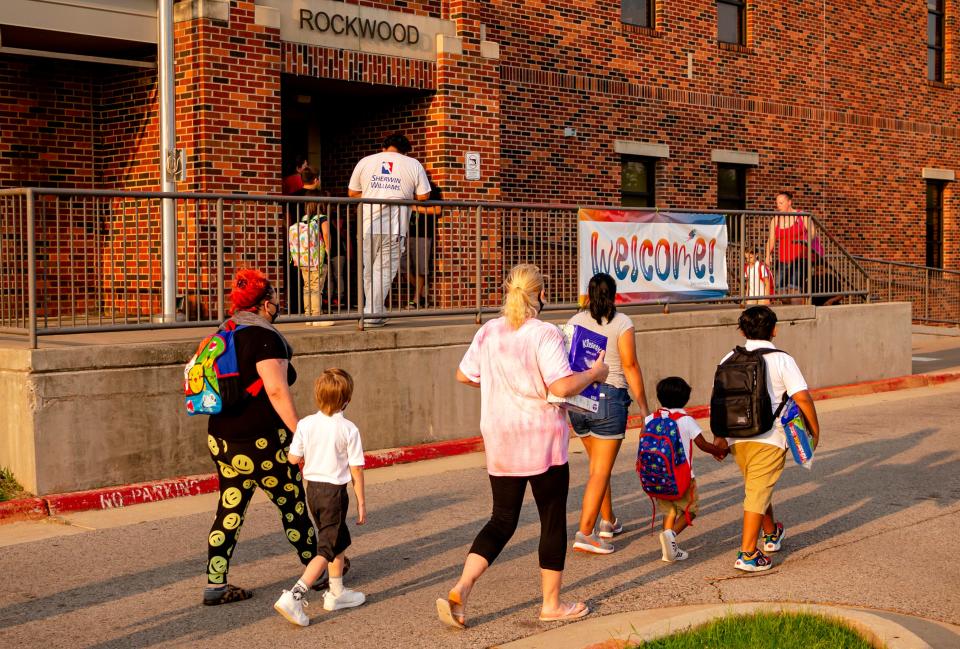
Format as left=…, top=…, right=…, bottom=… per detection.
left=928, top=0, right=946, bottom=82
left=717, top=0, right=746, bottom=45
left=620, top=156, right=657, bottom=207
left=926, top=180, right=945, bottom=268
left=717, top=164, right=747, bottom=210
left=622, top=0, right=654, bottom=29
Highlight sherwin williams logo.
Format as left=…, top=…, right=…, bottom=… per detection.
left=381, top=161, right=394, bottom=174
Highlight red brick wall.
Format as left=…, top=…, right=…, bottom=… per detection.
left=95, top=68, right=159, bottom=189
left=490, top=0, right=960, bottom=268
left=3, top=0, right=960, bottom=320
left=0, top=57, right=95, bottom=189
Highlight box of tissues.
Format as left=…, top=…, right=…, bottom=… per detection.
left=547, top=324, right=607, bottom=413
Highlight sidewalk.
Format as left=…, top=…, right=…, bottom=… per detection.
left=1, top=381, right=958, bottom=648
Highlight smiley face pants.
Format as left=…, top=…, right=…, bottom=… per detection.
left=206, top=430, right=317, bottom=585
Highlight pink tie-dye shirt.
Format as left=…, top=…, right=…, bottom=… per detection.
left=459, top=316, right=573, bottom=477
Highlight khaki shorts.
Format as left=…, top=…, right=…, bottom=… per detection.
left=654, top=478, right=699, bottom=520
left=731, top=442, right=787, bottom=514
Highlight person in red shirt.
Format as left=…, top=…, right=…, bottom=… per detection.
left=765, top=191, right=815, bottom=305
left=282, top=155, right=309, bottom=196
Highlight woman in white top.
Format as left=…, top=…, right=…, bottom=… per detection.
left=567, top=273, right=649, bottom=554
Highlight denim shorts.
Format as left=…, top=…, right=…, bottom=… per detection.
left=569, top=384, right=631, bottom=440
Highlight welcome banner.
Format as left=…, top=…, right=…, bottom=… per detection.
left=579, top=209, right=728, bottom=304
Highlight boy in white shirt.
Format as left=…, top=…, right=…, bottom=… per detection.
left=715, top=306, right=820, bottom=572
left=644, top=377, right=728, bottom=562
left=274, top=368, right=367, bottom=626
left=743, top=247, right=772, bottom=305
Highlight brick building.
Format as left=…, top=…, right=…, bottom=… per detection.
left=1, top=0, right=958, bottom=274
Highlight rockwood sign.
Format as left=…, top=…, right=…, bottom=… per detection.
left=298, top=8, right=421, bottom=44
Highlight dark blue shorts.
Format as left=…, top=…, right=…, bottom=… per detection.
left=569, top=385, right=631, bottom=440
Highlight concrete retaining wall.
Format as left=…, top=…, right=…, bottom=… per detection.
left=0, top=303, right=912, bottom=494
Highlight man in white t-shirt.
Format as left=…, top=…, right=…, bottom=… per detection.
left=348, top=134, right=431, bottom=327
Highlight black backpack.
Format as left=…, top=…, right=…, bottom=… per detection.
left=710, top=347, right=788, bottom=438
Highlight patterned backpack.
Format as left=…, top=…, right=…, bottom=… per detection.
left=636, top=409, right=694, bottom=526
left=184, top=321, right=263, bottom=416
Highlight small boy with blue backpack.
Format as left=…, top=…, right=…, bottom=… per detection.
left=639, top=377, right=728, bottom=563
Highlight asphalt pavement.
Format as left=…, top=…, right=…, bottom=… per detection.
left=1, top=382, right=959, bottom=648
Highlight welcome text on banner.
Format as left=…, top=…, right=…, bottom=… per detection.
left=579, top=209, right=729, bottom=304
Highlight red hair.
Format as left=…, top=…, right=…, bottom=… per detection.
left=229, top=268, right=272, bottom=314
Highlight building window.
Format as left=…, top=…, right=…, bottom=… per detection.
left=622, top=0, right=654, bottom=28
left=928, top=0, right=945, bottom=82
left=717, top=164, right=747, bottom=210
left=621, top=157, right=656, bottom=207
left=717, top=0, right=746, bottom=45
left=926, top=181, right=945, bottom=268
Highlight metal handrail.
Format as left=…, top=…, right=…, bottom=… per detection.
left=853, top=255, right=960, bottom=277
left=0, top=187, right=814, bottom=215
left=0, top=188, right=870, bottom=347
left=854, top=255, right=960, bottom=326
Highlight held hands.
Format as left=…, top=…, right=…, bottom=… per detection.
left=590, top=350, right=610, bottom=384
left=711, top=436, right=729, bottom=462
left=356, top=502, right=366, bottom=526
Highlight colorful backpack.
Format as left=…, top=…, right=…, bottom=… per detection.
left=636, top=409, right=694, bottom=526
left=184, top=321, right=263, bottom=416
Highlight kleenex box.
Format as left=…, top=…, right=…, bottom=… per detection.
left=547, top=324, right=607, bottom=413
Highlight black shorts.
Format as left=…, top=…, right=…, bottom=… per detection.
left=306, top=481, right=351, bottom=561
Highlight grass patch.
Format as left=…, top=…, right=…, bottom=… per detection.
left=0, top=467, right=30, bottom=502
left=628, top=612, right=878, bottom=649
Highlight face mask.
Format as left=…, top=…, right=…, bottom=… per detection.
left=537, top=295, right=545, bottom=313
left=265, top=300, right=279, bottom=322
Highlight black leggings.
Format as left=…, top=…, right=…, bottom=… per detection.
left=469, top=463, right=569, bottom=572
left=206, top=430, right=317, bottom=584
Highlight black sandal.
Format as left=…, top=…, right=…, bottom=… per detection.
left=203, top=584, right=253, bottom=606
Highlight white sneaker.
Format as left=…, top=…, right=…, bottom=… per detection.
left=274, top=590, right=309, bottom=626
left=323, top=588, right=366, bottom=611
left=659, top=530, right=689, bottom=562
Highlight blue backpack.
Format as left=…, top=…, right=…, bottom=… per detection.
left=184, top=321, right=263, bottom=415
left=636, top=409, right=694, bottom=526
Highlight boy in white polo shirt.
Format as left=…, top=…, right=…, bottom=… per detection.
left=716, top=306, right=820, bottom=572
left=274, top=368, right=367, bottom=626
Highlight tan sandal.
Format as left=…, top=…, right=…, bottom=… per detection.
left=436, top=590, right=466, bottom=629
left=538, top=601, right=589, bottom=622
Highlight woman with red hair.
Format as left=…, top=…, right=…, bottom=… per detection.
left=202, top=269, right=320, bottom=606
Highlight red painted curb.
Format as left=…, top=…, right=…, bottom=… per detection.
left=45, top=474, right=221, bottom=516
left=3, top=370, right=959, bottom=523
left=0, top=497, right=49, bottom=523
left=364, top=437, right=485, bottom=470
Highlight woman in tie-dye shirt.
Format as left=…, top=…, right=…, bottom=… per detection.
left=436, top=264, right=609, bottom=629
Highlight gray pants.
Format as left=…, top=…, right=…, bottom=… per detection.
left=362, top=234, right=404, bottom=316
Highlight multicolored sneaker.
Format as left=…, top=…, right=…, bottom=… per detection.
left=734, top=549, right=773, bottom=572
left=573, top=531, right=614, bottom=554
left=762, top=522, right=786, bottom=553
left=597, top=518, right=624, bottom=539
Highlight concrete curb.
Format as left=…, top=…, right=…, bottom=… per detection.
left=2, top=370, right=959, bottom=524
left=494, top=602, right=934, bottom=649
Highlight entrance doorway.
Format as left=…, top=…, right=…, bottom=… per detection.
left=280, top=75, right=433, bottom=314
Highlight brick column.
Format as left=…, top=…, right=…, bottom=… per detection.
left=427, top=2, right=503, bottom=309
